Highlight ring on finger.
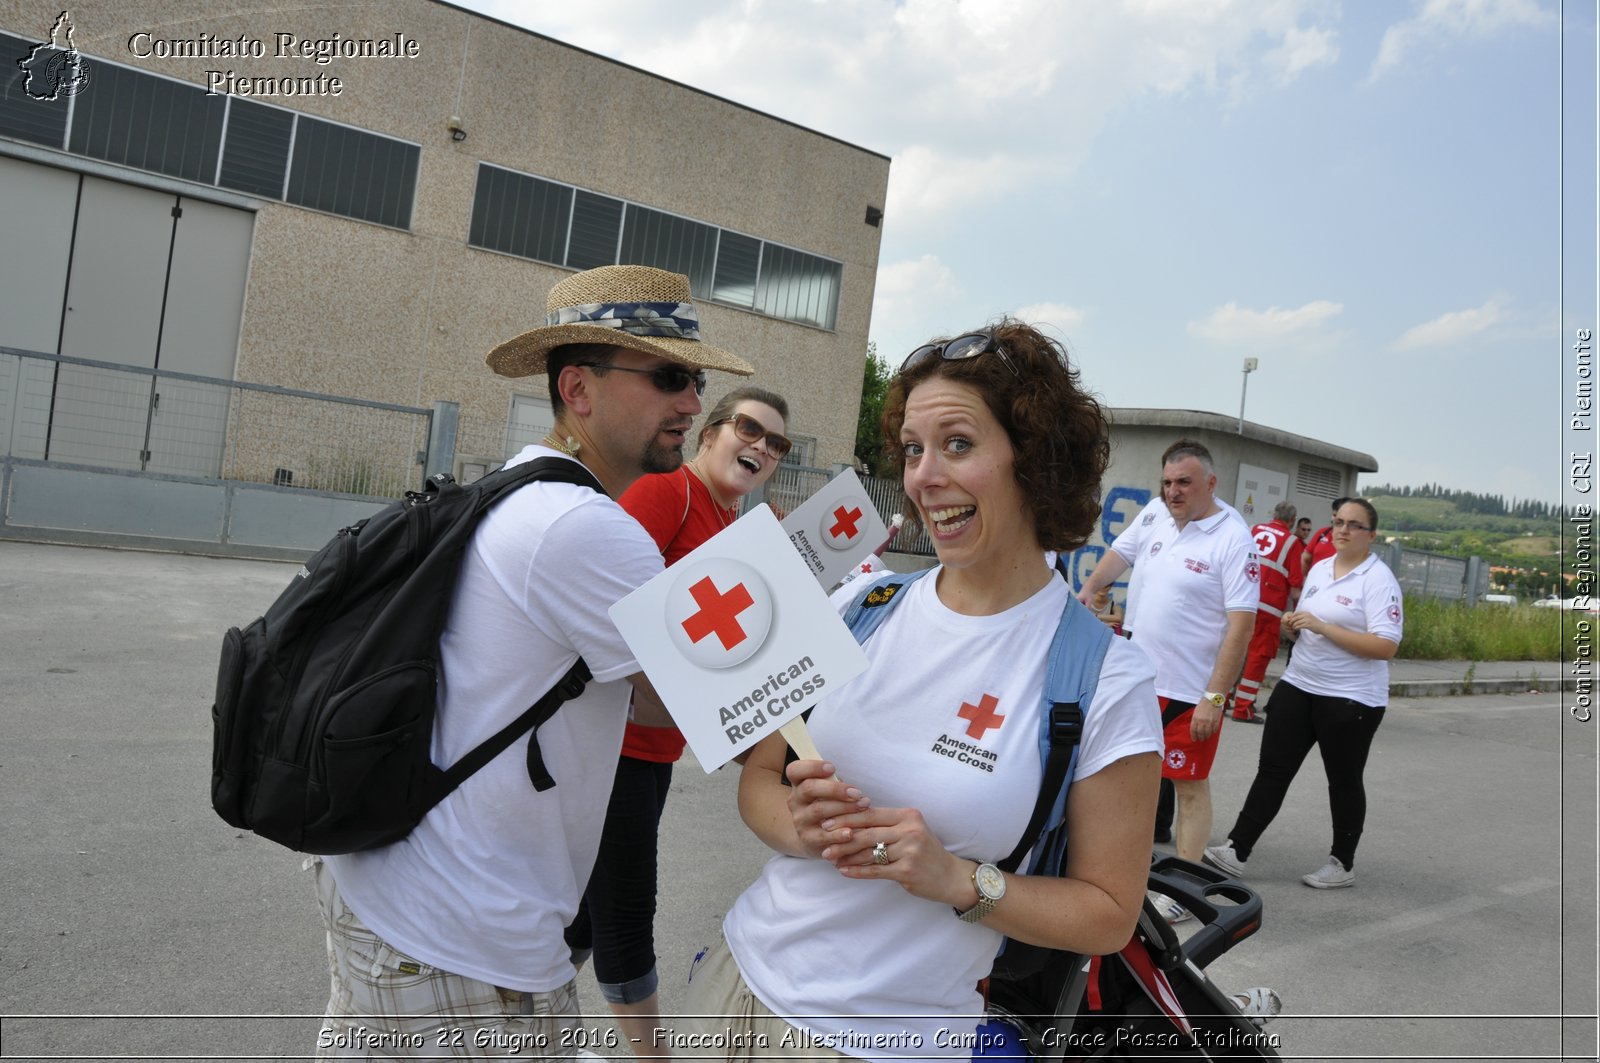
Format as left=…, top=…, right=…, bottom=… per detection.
left=872, top=841, right=889, bottom=865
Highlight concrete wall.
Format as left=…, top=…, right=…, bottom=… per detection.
left=0, top=458, right=385, bottom=560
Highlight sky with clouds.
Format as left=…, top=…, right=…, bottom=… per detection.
left=470, top=0, right=1589, bottom=505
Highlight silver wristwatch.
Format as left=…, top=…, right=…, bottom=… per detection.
left=956, top=862, right=1006, bottom=923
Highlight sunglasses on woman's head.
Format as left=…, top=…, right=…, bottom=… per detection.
left=571, top=361, right=708, bottom=397
left=900, top=331, right=1020, bottom=378
left=710, top=413, right=793, bottom=459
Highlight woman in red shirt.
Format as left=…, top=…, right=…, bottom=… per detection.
left=564, top=385, right=791, bottom=1047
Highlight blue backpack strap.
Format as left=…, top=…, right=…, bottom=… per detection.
left=842, top=561, right=1110, bottom=880
left=841, top=568, right=935, bottom=643
left=997, top=567, right=1114, bottom=876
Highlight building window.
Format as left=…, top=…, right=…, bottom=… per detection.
left=782, top=433, right=817, bottom=468
left=0, top=35, right=418, bottom=230
left=620, top=204, right=717, bottom=299
left=712, top=230, right=760, bottom=308
left=1296, top=463, right=1343, bottom=499
left=286, top=115, right=418, bottom=230
left=68, top=60, right=225, bottom=185
left=0, top=32, right=70, bottom=149
left=567, top=190, right=623, bottom=270
left=468, top=165, right=572, bottom=264
left=756, top=243, right=840, bottom=330
left=465, top=162, right=844, bottom=332
left=218, top=97, right=293, bottom=198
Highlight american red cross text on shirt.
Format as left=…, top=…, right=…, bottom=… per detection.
left=681, top=576, right=755, bottom=650
left=830, top=505, right=863, bottom=539
left=958, top=693, right=1005, bottom=739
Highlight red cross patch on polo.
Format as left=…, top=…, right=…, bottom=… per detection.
left=665, top=558, right=773, bottom=669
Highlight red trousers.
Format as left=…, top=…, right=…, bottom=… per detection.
left=1232, top=609, right=1282, bottom=714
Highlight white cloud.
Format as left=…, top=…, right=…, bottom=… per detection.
left=472, top=0, right=1344, bottom=227
left=1187, top=300, right=1344, bottom=343
left=1391, top=298, right=1507, bottom=350
left=885, top=146, right=1060, bottom=226
left=1013, top=301, right=1087, bottom=336
left=868, top=254, right=966, bottom=356
left=1265, top=26, right=1339, bottom=83
left=1369, top=0, right=1555, bottom=82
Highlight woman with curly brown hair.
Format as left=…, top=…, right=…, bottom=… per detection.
left=685, top=322, right=1165, bottom=1061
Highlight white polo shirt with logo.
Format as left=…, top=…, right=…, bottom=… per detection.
left=1283, top=553, right=1404, bottom=707
left=1111, top=501, right=1259, bottom=703
left=1113, top=496, right=1170, bottom=632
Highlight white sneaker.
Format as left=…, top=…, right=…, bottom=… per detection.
left=1203, top=842, right=1246, bottom=879
left=1302, top=856, right=1355, bottom=889
left=1146, top=889, right=1194, bottom=924
left=1230, top=986, right=1282, bottom=1026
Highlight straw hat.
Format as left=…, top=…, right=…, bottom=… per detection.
left=486, top=265, right=754, bottom=378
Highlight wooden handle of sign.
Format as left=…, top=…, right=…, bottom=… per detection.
left=779, top=717, right=821, bottom=761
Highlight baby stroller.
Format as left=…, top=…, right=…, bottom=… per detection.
left=979, top=856, right=1283, bottom=1061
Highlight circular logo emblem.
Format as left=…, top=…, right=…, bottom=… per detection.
left=666, top=558, right=773, bottom=669
left=821, top=499, right=870, bottom=552
left=1245, top=560, right=1261, bottom=583
left=1150, top=542, right=1163, bottom=557
left=1165, top=748, right=1188, bottom=770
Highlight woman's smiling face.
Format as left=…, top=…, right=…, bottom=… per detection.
left=899, top=376, right=1034, bottom=570
left=698, top=400, right=787, bottom=501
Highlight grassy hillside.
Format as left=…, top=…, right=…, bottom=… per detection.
left=1361, top=493, right=1563, bottom=600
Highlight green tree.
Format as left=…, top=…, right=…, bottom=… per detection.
left=854, top=342, right=892, bottom=474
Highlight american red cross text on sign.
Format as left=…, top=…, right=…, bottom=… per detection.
left=829, top=505, right=863, bottom=540
left=681, top=576, right=755, bottom=650
left=958, top=693, right=1005, bottom=739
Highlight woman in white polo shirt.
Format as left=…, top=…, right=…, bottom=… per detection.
left=1204, top=498, right=1402, bottom=890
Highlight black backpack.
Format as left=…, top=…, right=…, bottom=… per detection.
left=211, top=457, right=604, bottom=854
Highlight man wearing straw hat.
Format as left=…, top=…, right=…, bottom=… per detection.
left=311, top=265, right=752, bottom=1056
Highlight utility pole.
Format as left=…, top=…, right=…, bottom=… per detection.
left=1238, top=357, right=1258, bottom=433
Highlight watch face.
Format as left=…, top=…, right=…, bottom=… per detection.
left=975, top=864, right=1005, bottom=900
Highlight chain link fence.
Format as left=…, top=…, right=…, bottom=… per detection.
left=1, top=347, right=432, bottom=498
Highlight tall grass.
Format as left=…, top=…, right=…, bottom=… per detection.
left=1398, top=596, right=1562, bottom=660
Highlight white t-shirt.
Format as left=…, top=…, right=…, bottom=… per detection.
left=722, top=571, right=1162, bottom=1061
left=1283, top=553, right=1404, bottom=707
left=325, top=446, right=664, bottom=992
left=1111, top=501, right=1258, bottom=703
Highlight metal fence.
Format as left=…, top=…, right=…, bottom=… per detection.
left=0, top=347, right=433, bottom=498
left=1384, top=542, right=1489, bottom=603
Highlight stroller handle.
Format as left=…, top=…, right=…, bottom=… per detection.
left=1146, top=856, right=1264, bottom=970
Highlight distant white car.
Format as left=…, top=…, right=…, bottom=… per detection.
left=1532, top=595, right=1599, bottom=613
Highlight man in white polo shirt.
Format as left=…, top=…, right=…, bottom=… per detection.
left=1078, top=439, right=1259, bottom=916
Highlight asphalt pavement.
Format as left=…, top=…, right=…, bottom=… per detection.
left=1, top=541, right=1594, bottom=1062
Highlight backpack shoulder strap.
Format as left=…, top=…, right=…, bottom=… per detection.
left=997, top=562, right=1114, bottom=875
left=423, top=456, right=606, bottom=807
left=468, top=455, right=605, bottom=507
left=841, top=567, right=935, bottom=643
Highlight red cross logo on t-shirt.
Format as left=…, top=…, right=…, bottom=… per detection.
left=957, top=693, right=1005, bottom=739
left=681, top=576, right=755, bottom=650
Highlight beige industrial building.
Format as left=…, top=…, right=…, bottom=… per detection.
left=0, top=1, right=891, bottom=504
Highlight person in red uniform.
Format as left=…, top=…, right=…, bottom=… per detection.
left=1301, top=497, right=1349, bottom=580
left=1232, top=501, right=1305, bottom=723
